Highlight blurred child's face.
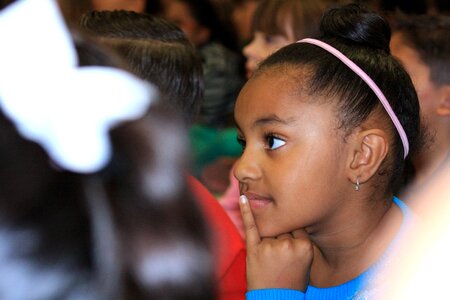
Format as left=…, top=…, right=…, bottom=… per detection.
left=231, top=0, right=259, bottom=44
left=164, top=1, right=208, bottom=46
left=243, top=31, right=295, bottom=79
left=233, top=70, right=350, bottom=237
left=391, top=32, right=445, bottom=122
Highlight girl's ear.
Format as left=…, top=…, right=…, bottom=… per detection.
left=436, top=84, right=450, bottom=116
left=347, top=129, right=389, bottom=185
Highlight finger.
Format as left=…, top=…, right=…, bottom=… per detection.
left=239, top=195, right=261, bottom=247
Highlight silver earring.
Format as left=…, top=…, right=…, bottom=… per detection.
left=354, top=177, right=360, bottom=191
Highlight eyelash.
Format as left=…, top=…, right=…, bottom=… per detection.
left=236, top=133, right=286, bottom=151
left=236, top=135, right=246, bottom=150
left=264, top=132, right=286, bottom=151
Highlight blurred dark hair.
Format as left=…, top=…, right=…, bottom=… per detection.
left=379, top=0, right=428, bottom=15
left=58, top=0, right=93, bottom=25
left=392, top=13, right=450, bottom=87
left=432, top=0, right=450, bottom=13
left=0, top=0, right=14, bottom=9
left=80, top=10, right=204, bottom=125
left=0, top=32, right=215, bottom=300
left=173, top=0, right=240, bottom=52
left=251, top=0, right=329, bottom=39
left=257, top=3, right=424, bottom=194
left=145, top=0, right=164, bottom=15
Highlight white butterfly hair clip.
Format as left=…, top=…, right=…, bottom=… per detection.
left=0, top=0, right=156, bottom=173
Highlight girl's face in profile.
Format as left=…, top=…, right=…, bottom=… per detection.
left=243, top=30, right=295, bottom=79
left=233, top=69, right=352, bottom=237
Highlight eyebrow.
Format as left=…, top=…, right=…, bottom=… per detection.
left=252, top=114, right=296, bottom=129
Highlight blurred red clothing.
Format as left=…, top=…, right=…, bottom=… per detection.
left=188, top=175, right=246, bottom=300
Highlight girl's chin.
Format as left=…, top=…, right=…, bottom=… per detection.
left=256, top=220, right=301, bottom=239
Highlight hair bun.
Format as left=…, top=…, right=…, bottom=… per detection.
left=320, top=3, right=391, bottom=53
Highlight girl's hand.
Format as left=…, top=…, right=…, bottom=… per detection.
left=239, top=195, right=314, bottom=292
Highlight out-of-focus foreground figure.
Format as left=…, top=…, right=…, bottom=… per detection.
left=0, top=1, right=215, bottom=299
left=375, top=158, right=450, bottom=299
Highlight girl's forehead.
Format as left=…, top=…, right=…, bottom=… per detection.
left=235, top=74, right=339, bottom=136
left=235, top=67, right=339, bottom=120
left=251, top=67, right=309, bottom=94
left=236, top=71, right=311, bottom=114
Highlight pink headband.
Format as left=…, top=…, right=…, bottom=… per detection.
left=297, top=38, right=409, bottom=158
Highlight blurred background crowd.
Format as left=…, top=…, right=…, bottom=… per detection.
left=0, top=0, right=448, bottom=299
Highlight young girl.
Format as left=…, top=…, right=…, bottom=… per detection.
left=217, top=0, right=330, bottom=236
left=235, top=3, right=422, bottom=299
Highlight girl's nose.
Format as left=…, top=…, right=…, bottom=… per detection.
left=233, top=148, right=262, bottom=184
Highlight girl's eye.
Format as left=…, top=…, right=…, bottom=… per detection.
left=264, top=35, right=274, bottom=43
left=236, top=136, right=246, bottom=150
left=264, top=35, right=279, bottom=44
left=264, top=34, right=286, bottom=45
left=265, top=135, right=286, bottom=150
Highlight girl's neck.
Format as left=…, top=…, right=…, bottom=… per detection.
left=308, top=194, right=403, bottom=287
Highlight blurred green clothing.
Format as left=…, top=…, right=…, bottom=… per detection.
left=189, top=124, right=241, bottom=177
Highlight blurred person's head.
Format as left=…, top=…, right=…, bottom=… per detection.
left=390, top=14, right=450, bottom=187
left=243, top=0, right=329, bottom=78
left=80, top=10, right=204, bottom=125
left=230, top=0, right=260, bottom=46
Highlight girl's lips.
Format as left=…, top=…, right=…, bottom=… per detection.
left=249, top=198, right=271, bottom=209
left=243, top=192, right=272, bottom=209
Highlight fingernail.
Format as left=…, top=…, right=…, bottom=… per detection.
left=240, top=195, right=248, bottom=204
